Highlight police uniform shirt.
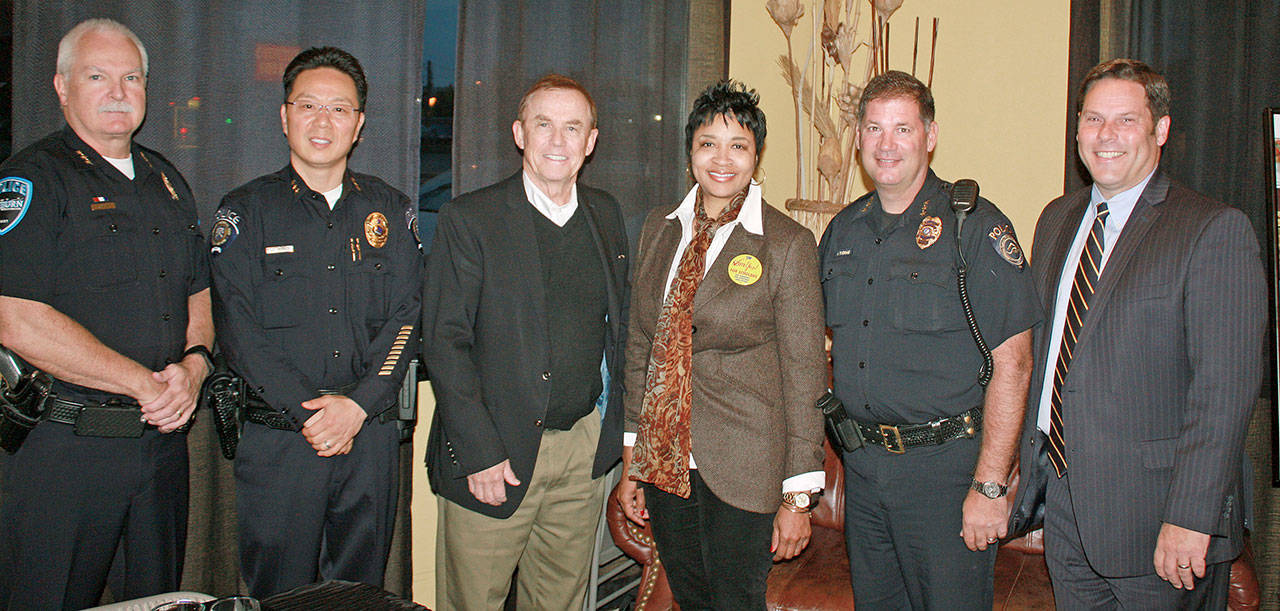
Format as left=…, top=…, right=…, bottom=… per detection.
left=819, top=170, right=1040, bottom=424
left=210, top=165, right=423, bottom=429
left=0, top=126, right=208, bottom=401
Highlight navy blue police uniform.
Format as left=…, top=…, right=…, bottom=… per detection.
left=0, top=126, right=207, bottom=609
left=210, top=165, right=422, bottom=598
left=819, top=171, right=1039, bottom=610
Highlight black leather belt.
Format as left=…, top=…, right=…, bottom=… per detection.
left=45, top=396, right=193, bottom=437
left=852, top=406, right=983, bottom=454
left=242, top=382, right=393, bottom=430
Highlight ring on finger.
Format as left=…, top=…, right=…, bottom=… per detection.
left=1177, top=563, right=1190, bottom=570
left=322, top=440, right=333, bottom=450
left=986, top=537, right=998, bottom=544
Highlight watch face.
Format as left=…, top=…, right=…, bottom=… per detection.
left=792, top=492, right=810, bottom=507
left=982, top=482, right=1001, bottom=498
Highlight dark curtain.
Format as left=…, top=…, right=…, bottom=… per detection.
left=9, top=1, right=424, bottom=599
left=453, top=0, right=691, bottom=239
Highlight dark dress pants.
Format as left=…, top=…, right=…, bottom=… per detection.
left=235, top=415, right=400, bottom=599
left=842, top=436, right=996, bottom=611
left=0, top=423, right=188, bottom=611
left=644, top=470, right=775, bottom=611
left=1044, top=472, right=1231, bottom=609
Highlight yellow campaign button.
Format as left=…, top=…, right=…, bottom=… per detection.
left=728, top=254, right=763, bottom=286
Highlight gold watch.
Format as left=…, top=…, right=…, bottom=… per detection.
left=782, top=491, right=818, bottom=513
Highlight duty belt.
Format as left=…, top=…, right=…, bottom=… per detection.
left=242, top=382, right=394, bottom=430
left=45, top=395, right=192, bottom=437
left=852, top=406, right=982, bottom=454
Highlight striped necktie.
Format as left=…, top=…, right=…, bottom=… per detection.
left=1047, top=201, right=1109, bottom=477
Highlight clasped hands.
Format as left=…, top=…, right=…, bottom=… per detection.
left=138, top=353, right=208, bottom=433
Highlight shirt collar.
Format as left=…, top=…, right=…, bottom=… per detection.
left=1088, top=166, right=1156, bottom=230
left=523, top=171, right=579, bottom=226
left=283, top=164, right=357, bottom=207
left=665, top=181, right=765, bottom=235
left=847, top=169, right=946, bottom=224
left=61, top=124, right=147, bottom=179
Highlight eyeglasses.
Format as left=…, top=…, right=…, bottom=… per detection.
left=284, top=101, right=362, bottom=117
left=151, top=595, right=260, bottom=611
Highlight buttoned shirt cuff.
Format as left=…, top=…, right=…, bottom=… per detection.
left=783, top=471, right=825, bottom=494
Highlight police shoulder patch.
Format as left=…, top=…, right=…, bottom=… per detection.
left=0, top=177, right=34, bottom=236
left=210, top=208, right=242, bottom=255
left=987, top=223, right=1025, bottom=268
left=404, top=204, right=420, bottom=246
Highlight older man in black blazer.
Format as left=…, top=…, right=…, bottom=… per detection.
left=423, top=74, right=628, bottom=610
left=1010, top=59, right=1264, bottom=608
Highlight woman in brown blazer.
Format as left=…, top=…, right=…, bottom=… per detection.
left=614, top=80, right=827, bottom=609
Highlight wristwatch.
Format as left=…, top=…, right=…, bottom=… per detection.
left=782, top=490, right=820, bottom=513
left=183, top=344, right=215, bottom=374
left=970, top=479, right=1008, bottom=499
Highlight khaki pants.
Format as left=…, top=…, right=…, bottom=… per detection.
left=436, top=412, right=605, bottom=611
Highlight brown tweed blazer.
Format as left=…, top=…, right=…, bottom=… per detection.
left=624, top=199, right=826, bottom=513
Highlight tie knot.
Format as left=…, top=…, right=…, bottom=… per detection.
left=1096, top=201, right=1110, bottom=222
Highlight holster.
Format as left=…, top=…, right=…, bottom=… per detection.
left=201, top=353, right=244, bottom=460
left=816, top=390, right=862, bottom=454
left=0, top=369, right=52, bottom=454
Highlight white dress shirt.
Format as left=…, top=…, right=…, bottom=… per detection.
left=1036, top=169, right=1156, bottom=434
left=523, top=171, right=578, bottom=226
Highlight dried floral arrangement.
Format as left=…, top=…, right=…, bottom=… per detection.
left=767, top=0, right=937, bottom=234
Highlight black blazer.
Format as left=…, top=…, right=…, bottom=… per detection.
left=1009, top=172, right=1264, bottom=576
left=423, top=172, right=629, bottom=518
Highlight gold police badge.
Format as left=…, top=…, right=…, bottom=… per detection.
left=916, top=216, right=942, bottom=249
left=364, top=212, right=389, bottom=248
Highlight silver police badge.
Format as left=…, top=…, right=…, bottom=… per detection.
left=988, top=223, right=1025, bottom=268
left=0, top=177, right=33, bottom=236
left=210, top=208, right=241, bottom=255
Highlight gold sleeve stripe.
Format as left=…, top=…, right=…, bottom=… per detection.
left=378, top=325, right=416, bottom=376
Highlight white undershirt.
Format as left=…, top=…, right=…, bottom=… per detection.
left=103, top=155, right=135, bottom=180
left=322, top=184, right=343, bottom=210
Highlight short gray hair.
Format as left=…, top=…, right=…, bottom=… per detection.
left=56, top=19, right=149, bottom=77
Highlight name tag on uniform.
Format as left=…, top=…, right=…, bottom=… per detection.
left=836, top=249, right=851, bottom=256
left=265, top=245, right=295, bottom=255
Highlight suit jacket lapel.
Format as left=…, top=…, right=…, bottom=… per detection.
left=695, top=225, right=764, bottom=309
left=579, top=193, right=621, bottom=337
left=500, top=174, right=549, bottom=346
left=1078, top=173, right=1169, bottom=337
left=1037, top=191, right=1091, bottom=307
left=632, top=214, right=682, bottom=333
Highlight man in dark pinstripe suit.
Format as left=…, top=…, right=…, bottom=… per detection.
left=1012, top=59, right=1265, bottom=608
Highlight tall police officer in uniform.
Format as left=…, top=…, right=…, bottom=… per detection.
left=0, top=19, right=212, bottom=609
left=210, top=47, right=422, bottom=598
left=819, top=71, right=1038, bottom=609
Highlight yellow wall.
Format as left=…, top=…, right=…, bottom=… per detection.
left=411, top=383, right=437, bottom=607
left=729, top=0, right=1071, bottom=243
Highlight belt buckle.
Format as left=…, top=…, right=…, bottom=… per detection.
left=879, top=424, right=905, bottom=454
